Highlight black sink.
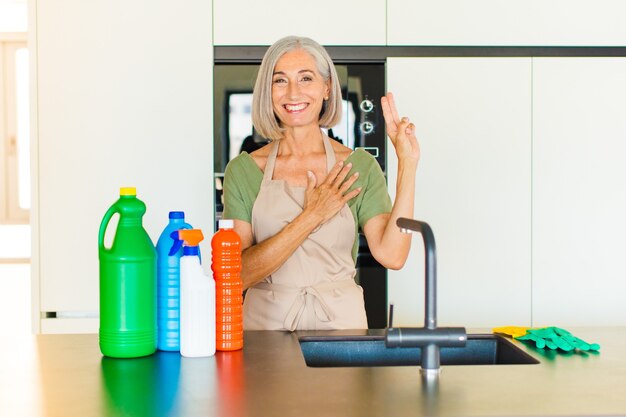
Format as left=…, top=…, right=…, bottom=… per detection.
left=299, top=334, right=539, bottom=367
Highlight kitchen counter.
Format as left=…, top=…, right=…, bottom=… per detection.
left=2, top=328, right=625, bottom=417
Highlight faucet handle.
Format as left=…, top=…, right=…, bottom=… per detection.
left=385, top=327, right=467, bottom=348
left=388, top=304, right=394, bottom=328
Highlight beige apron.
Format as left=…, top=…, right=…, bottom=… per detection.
left=243, top=134, right=368, bottom=331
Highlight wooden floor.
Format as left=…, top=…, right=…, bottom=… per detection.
left=0, top=264, right=31, bottom=336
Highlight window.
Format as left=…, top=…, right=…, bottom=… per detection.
left=1, top=32, right=30, bottom=261
left=1, top=33, right=29, bottom=225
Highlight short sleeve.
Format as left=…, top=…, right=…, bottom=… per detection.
left=347, top=150, right=392, bottom=230
left=222, top=153, right=263, bottom=223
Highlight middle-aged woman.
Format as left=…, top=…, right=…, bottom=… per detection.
left=223, top=36, right=420, bottom=331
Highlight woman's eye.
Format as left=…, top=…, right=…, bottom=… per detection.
left=273, top=78, right=286, bottom=84
left=301, top=76, right=313, bottom=82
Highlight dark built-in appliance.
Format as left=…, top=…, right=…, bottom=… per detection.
left=213, top=50, right=387, bottom=328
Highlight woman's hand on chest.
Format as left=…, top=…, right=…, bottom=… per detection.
left=302, top=160, right=361, bottom=226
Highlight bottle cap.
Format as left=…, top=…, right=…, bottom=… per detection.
left=219, top=219, right=234, bottom=229
left=119, top=187, right=136, bottom=196
left=169, top=211, right=185, bottom=219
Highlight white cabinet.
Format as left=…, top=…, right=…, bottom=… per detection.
left=386, top=57, right=626, bottom=327
left=532, top=58, right=626, bottom=326
left=386, top=58, right=532, bottom=327
left=213, top=0, right=386, bottom=46
left=33, top=1, right=214, bottom=333
left=388, top=0, right=626, bottom=46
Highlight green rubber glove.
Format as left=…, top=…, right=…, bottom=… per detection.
left=553, top=327, right=601, bottom=351
left=515, top=328, right=557, bottom=349
left=515, top=327, right=600, bottom=352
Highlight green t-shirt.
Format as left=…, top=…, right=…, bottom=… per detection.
left=223, top=148, right=392, bottom=262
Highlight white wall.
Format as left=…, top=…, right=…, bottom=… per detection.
left=213, top=0, right=386, bottom=45
left=31, top=0, right=213, bottom=333
left=387, top=58, right=532, bottom=327
left=384, top=2, right=626, bottom=327
left=0, top=1, right=27, bottom=32
left=386, top=56, right=626, bottom=328
left=388, top=0, right=626, bottom=46
left=213, top=0, right=626, bottom=47
left=532, top=58, right=626, bottom=327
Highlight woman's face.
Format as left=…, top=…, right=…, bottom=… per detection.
left=271, top=49, right=330, bottom=131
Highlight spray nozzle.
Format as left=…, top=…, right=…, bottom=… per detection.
left=177, top=229, right=204, bottom=246
left=168, top=229, right=204, bottom=256
left=175, top=229, right=204, bottom=259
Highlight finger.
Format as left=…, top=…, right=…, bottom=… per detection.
left=338, top=171, right=360, bottom=194
left=330, top=162, right=353, bottom=187
left=323, top=160, right=345, bottom=185
left=392, top=118, right=411, bottom=142
left=386, top=92, right=401, bottom=125
left=341, top=187, right=362, bottom=203
left=380, top=96, right=397, bottom=129
left=306, top=170, right=317, bottom=191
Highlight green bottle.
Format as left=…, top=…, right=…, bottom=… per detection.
left=99, top=187, right=157, bottom=358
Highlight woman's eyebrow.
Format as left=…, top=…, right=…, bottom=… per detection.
left=273, top=69, right=316, bottom=76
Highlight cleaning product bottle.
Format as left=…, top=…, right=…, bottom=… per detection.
left=177, top=229, right=216, bottom=357
left=98, top=187, right=157, bottom=358
left=211, top=219, right=243, bottom=351
left=156, top=211, right=193, bottom=351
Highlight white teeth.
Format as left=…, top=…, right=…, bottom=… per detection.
left=285, top=103, right=307, bottom=111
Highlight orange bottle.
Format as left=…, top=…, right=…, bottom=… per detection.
left=211, top=219, right=243, bottom=351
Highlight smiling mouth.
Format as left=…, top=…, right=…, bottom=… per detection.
left=284, top=103, right=308, bottom=112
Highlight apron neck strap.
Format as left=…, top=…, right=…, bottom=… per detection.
left=262, top=140, right=280, bottom=183
left=322, top=134, right=336, bottom=172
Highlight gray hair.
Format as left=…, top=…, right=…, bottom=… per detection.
left=252, top=36, right=342, bottom=141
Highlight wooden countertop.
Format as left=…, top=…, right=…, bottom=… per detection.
left=2, top=328, right=626, bottom=416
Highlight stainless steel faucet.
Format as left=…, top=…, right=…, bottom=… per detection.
left=385, top=218, right=467, bottom=377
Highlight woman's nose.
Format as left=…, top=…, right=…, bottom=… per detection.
left=286, top=81, right=301, bottom=99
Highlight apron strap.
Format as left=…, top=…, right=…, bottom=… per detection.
left=322, top=133, right=336, bottom=172
left=253, top=280, right=356, bottom=331
left=262, top=140, right=280, bottom=184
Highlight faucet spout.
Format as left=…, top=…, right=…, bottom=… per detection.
left=396, top=218, right=437, bottom=330
left=386, top=218, right=467, bottom=375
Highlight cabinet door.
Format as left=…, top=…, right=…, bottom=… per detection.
left=388, top=0, right=626, bottom=46
left=386, top=58, right=532, bottom=327
left=213, top=0, right=386, bottom=46
left=533, top=58, right=626, bottom=326
left=34, top=1, right=214, bottom=332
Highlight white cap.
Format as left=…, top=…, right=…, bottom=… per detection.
left=219, top=219, right=234, bottom=229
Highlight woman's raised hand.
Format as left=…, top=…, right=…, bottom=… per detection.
left=303, top=161, right=361, bottom=225
left=381, top=92, right=420, bottom=164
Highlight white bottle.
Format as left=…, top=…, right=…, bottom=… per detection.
left=177, top=229, right=216, bottom=357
